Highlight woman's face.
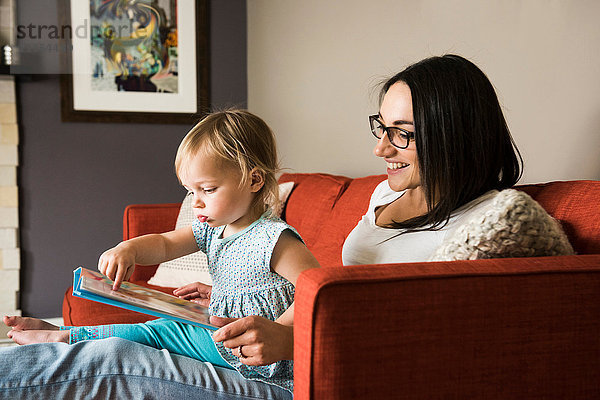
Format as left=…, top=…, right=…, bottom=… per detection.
left=373, top=81, right=420, bottom=192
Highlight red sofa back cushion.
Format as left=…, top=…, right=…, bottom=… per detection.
left=518, top=180, right=600, bottom=254
left=278, top=173, right=351, bottom=248
left=278, top=174, right=600, bottom=266
left=309, top=175, right=386, bottom=266
left=120, top=177, right=600, bottom=271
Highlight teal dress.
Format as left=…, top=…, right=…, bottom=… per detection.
left=192, top=212, right=299, bottom=392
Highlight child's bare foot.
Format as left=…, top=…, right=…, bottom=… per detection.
left=7, top=329, right=69, bottom=345
left=3, top=316, right=59, bottom=331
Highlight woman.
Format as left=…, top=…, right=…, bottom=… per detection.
left=343, top=54, right=524, bottom=264
left=0, top=55, right=572, bottom=399
left=210, top=54, right=571, bottom=382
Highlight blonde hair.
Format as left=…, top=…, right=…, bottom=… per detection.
left=175, top=110, right=281, bottom=214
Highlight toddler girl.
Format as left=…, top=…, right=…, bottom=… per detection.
left=6, top=110, right=319, bottom=393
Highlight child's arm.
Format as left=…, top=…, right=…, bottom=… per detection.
left=269, top=230, right=320, bottom=326
left=99, top=226, right=198, bottom=290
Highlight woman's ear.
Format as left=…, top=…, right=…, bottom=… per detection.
left=249, top=168, right=265, bottom=193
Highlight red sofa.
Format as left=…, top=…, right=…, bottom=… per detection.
left=63, top=173, right=600, bottom=399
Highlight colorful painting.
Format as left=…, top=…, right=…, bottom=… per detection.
left=60, top=0, right=209, bottom=124
left=89, top=0, right=179, bottom=93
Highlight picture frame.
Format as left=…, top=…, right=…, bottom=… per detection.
left=59, top=0, right=209, bottom=124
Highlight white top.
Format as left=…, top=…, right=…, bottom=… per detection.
left=341, top=180, right=499, bottom=265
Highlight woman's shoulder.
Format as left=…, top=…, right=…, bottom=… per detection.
left=462, top=189, right=545, bottom=221
left=431, top=188, right=575, bottom=261
left=369, top=179, right=405, bottom=208
left=371, top=179, right=392, bottom=198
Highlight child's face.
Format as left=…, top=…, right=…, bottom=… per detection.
left=180, top=152, right=259, bottom=231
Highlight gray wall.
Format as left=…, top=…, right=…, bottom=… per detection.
left=248, top=0, right=600, bottom=183
left=17, top=1, right=247, bottom=316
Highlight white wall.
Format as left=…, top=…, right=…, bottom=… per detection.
left=247, top=0, right=600, bottom=183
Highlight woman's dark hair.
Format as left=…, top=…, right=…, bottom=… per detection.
left=381, top=54, right=523, bottom=232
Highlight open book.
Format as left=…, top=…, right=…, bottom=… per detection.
left=72, top=266, right=217, bottom=330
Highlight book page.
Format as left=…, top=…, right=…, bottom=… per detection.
left=78, top=267, right=216, bottom=329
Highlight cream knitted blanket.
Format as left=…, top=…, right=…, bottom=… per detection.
left=430, top=189, right=575, bottom=261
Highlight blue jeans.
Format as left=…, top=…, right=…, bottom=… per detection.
left=0, top=338, right=292, bottom=400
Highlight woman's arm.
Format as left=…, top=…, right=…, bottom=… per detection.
left=99, top=226, right=198, bottom=290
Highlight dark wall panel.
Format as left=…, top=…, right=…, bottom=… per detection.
left=17, top=0, right=247, bottom=316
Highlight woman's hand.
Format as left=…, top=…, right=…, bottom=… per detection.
left=98, top=242, right=137, bottom=290
left=211, top=315, right=294, bottom=366
left=173, top=282, right=212, bottom=307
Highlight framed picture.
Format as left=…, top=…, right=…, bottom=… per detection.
left=59, top=0, right=209, bottom=124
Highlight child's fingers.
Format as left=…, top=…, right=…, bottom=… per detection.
left=173, top=283, right=193, bottom=293
left=104, top=262, right=117, bottom=281
left=106, top=262, right=120, bottom=289
left=173, top=282, right=203, bottom=295
left=180, top=291, right=207, bottom=301
left=98, top=256, right=108, bottom=275
left=124, top=267, right=134, bottom=283
left=194, top=282, right=213, bottom=292
left=191, top=298, right=210, bottom=307
left=173, top=286, right=194, bottom=295
left=178, top=291, right=198, bottom=299
left=112, top=275, right=122, bottom=291
left=106, top=265, right=122, bottom=290
left=193, top=282, right=209, bottom=289
left=112, top=264, right=130, bottom=291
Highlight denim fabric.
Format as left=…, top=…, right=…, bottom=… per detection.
left=0, top=338, right=292, bottom=400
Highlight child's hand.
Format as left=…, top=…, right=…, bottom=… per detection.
left=173, top=282, right=212, bottom=307
left=98, top=242, right=137, bottom=291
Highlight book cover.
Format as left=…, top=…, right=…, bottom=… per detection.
left=72, top=266, right=217, bottom=330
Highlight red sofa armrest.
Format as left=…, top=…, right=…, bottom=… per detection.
left=122, top=203, right=180, bottom=281
left=294, top=255, right=600, bottom=399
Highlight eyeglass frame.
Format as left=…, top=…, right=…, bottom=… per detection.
left=368, top=114, right=415, bottom=149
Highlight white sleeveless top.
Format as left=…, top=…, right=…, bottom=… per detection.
left=341, top=180, right=498, bottom=265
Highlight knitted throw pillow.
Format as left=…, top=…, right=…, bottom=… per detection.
left=429, top=189, right=575, bottom=261
left=148, top=182, right=295, bottom=287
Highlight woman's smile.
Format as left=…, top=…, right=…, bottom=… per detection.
left=386, top=161, right=410, bottom=172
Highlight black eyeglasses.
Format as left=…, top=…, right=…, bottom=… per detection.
left=369, top=114, right=415, bottom=149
